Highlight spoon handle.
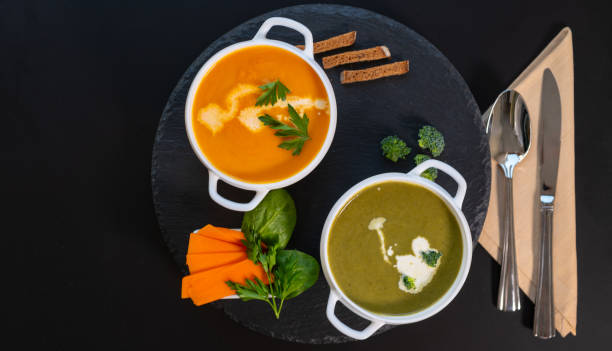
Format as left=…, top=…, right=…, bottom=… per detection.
left=533, top=199, right=555, bottom=338
left=497, top=175, right=521, bottom=311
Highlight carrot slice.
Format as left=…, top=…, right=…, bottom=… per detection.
left=182, top=259, right=267, bottom=305
left=186, top=251, right=247, bottom=274
left=182, top=258, right=252, bottom=296
left=195, top=225, right=245, bottom=245
left=186, top=233, right=244, bottom=254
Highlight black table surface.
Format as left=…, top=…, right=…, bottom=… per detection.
left=4, top=0, right=611, bottom=349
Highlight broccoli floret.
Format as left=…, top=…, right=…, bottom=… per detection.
left=421, top=250, right=442, bottom=267
left=380, top=135, right=411, bottom=162
left=402, top=275, right=416, bottom=290
left=418, top=126, right=445, bottom=157
left=414, top=154, right=438, bottom=181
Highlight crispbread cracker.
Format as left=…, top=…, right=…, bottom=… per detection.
left=297, top=31, right=356, bottom=54
left=340, top=60, right=409, bottom=84
left=322, top=46, right=390, bottom=69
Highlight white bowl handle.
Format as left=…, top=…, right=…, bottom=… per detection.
left=253, top=17, right=314, bottom=59
left=408, top=159, right=467, bottom=209
left=208, top=171, right=269, bottom=212
left=326, top=291, right=385, bottom=340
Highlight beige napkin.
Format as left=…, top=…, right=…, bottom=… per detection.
left=478, top=27, right=577, bottom=336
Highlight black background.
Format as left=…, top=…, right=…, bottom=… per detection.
left=3, top=0, right=611, bottom=349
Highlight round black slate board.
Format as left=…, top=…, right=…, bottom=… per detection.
left=152, top=4, right=490, bottom=344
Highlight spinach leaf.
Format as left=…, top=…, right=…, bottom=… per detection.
left=228, top=191, right=320, bottom=319
left=241, top=189, right=296, bottom=250
left=275, top=250, right=320, bottom=299
left=226, top=250, right=319, bottom=318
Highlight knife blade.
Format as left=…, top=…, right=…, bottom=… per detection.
left=533, top=68, right=562, bottom=339
left=539, top=69, right=562, bottom=197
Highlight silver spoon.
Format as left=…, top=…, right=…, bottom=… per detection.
left=486, top=90, right=531, bottom=312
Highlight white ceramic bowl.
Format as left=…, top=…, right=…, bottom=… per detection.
left=320, top=159, right=473, bottom=340
left=185, top=17, right=337, bottom=212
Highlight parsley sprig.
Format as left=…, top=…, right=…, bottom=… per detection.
left=256, top=80, right=290, bottom=106
left=258, top=104, right=310, bottom=156
left=226, top=227, right=283, bottom=317
left=226, top=221, right=319, bottom=319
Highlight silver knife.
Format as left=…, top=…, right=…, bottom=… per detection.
left=533, top=68, right=562, bottom=339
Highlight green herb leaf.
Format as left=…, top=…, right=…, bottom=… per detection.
left=421, top=250, right=442, bottom=267
left=278, top=137, right=309, bottom=156
left=241, top=228, right=263, bottom=265
left=287, top=104, right=309, bottom=135
left=226, top=250, right=319, bottom=319
left=275, top=250, right=320, bottom=299
left=241, top=189, right=296, bottom=251
left=256, top=80, right=290, bottom=106
left=225, top=279, right=269, bottom=302
left=258, top=104, right=310, bottom=155
left=227, top=191, right=320, bottom=319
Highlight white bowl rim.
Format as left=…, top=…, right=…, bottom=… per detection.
left=320, top=170, right=473, bottom=325
left=184, top=37, right=337, bottom=191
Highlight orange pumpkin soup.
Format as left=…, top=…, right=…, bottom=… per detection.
left=191, top=45, right=330, bottom=184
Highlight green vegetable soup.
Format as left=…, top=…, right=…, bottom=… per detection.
left=328, top=181, right=463, bottom=315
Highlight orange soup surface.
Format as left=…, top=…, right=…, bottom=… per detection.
left=191, top=45, right=330, bottom=184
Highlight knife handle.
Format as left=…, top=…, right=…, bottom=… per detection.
left=534, top=198, right=556, bottom=338
left=497, top=175, right=521, bottom=311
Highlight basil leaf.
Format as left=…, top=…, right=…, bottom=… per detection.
left=241, top=189, right=296, bottom=250
left=275, top=250, right=320, bottom=300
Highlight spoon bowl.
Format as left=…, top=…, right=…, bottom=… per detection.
left=487, top=90, right=531, bottom=175
left=486, top=89, right=531, bottom=312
